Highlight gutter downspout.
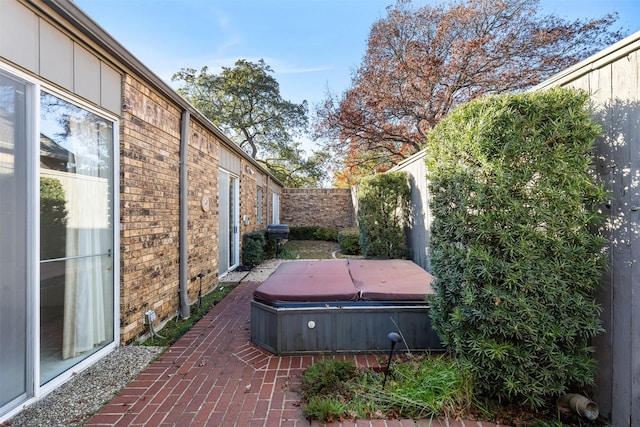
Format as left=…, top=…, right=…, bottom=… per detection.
left=265, top=175, right=271, bottom=224
left=179, top=110, right=190, bottom=319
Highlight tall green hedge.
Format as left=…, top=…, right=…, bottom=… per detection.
left=357, top=172, right=411, bottom=259
left=424, top=88, right=607, bottom=408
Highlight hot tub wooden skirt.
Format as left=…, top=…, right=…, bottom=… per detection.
left=250, top=300, right=444, bottom=355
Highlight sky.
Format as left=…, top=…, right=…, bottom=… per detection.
left=73, top=0, right=640, bottom=150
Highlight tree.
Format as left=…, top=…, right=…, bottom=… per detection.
left=261, top=140, right=331, bottom=188
left=314, top=0, right=623, bottom=182
left=173, top=59, right=328, bottom=187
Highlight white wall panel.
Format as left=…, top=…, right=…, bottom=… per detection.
left=40, top=20, right=73, bottom=91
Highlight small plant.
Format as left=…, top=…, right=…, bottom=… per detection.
left=338, top=228, right=360, bottom=255
left=301, top=359, right=357, bottom=399
left=303, top=396, right=347, bottom=422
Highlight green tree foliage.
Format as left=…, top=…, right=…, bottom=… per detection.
left=424, top=88, right=608, bottom=408
left=357, top=172, right=411, bottom=259
left=315, top=0, right=623, bottom=183
left=173, top=59, right=328, bottom=187
left=40, top=177, right=67, bottom=260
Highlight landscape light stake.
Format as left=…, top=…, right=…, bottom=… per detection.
left=383, top=332, right=402, bottom=389
left=197, top=273, right=205, bottom=309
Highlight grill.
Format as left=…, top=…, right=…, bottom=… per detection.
left=267, top=224, right=289, bottom=258
left=266, top=224, right=289, bottom=240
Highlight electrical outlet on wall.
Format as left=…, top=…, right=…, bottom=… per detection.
left=143, top=310, right=156, bottom=325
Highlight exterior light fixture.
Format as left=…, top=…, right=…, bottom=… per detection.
left=383, top=332, right=402, bottom=389
left=197, top=273, right=205, bottom=309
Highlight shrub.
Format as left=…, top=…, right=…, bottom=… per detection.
left=288, top=226, right=318, bottom=240
left=313, top=227, right=338, bottom=241
left=241, top=230, right=267, bottom=266
left=357, top=172, right=411, bottom=259
left=424, top=88, right=607, bottom=408
left=289, top=226, right=338, bottom=241
left=338, top=228, right=360, bottom=255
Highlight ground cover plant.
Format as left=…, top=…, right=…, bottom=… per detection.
left=140, top=283, right=237, bottom=347
left=424, top=88, right=608, bottom=409
left=300, top=355, right=607, bottom=426
left=300, top=356, right=472, bottom=422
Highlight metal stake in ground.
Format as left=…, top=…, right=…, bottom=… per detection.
left=383, top=332, right=402, bottom=389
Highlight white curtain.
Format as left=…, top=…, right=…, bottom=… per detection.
left=62, top=118, right=109, bottom=359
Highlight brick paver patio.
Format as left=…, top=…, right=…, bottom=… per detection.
left=84, top=279, right=503, bottom=427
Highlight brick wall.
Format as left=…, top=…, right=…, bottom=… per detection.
left=120, top=74, right=183, bottom=343
left=239, top=161, right=260, bottom=234
left=119, top=73, right=282, bottom=344
left=185, top=120, right=220, bottom=304
left=121, top=75, right=236, bottom=344
left=281, top=188, right=356, bottom=230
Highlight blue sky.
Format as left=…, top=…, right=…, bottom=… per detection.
left=75, top=0, right=639, bottom=131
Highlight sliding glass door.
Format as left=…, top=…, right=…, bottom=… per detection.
left=0, top=64, right=117, bottom=418
left=0, top=69, right=29, bottom=413
left=39, top=91, right=115, bottom=384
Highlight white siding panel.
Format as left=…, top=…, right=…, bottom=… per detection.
left=73, top=43, right=101, bottom=105
left=40, top=20, right=73, bottom=90
left=219, top=145, right=241, bottom=174
left=0, top=0, right=38, bottom=73
left=100, top=62, right=121, bottom=114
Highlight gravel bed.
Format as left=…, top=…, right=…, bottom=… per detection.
left=6, top=346, right=164, bottom=427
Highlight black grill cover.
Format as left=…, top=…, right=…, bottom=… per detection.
left=267, top=224, right=289, bottom=240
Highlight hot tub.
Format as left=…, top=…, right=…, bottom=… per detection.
left=250, top=259, right=444, bottom=355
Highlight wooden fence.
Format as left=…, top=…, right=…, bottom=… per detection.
left=393, top=30, right=640, bottom=425
left=533, top=30, right=640, bottom=426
